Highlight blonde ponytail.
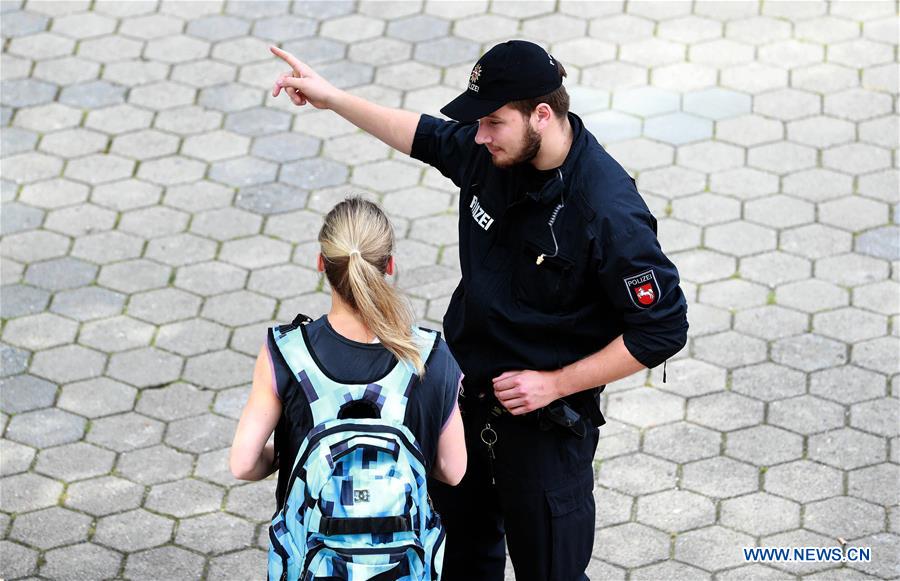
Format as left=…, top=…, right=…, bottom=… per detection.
left=319, top=197, right=425, bottom=377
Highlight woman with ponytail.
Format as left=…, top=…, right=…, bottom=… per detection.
left=230, top=195, right=466, bottom=505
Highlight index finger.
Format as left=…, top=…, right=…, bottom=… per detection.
left=270, top=46, right=308, bottom=75
left=493, top=370, right=524, bottom=384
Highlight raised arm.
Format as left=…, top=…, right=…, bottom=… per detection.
left=271, top=46, right=420, bottom=155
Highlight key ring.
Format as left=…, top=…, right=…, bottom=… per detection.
left=480, top=423, right=498, bottom=446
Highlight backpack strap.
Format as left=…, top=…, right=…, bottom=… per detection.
left=271, top=322, right=439, bottom=426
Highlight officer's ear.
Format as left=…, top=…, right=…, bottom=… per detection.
left=533, top=103, right=553, bottom=131
left=386, top=256, right=395, bottom=276
left=317, top=253, right=325, bottom=273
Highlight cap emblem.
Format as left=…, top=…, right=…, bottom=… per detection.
left=468, top=64, right=482, bottom=93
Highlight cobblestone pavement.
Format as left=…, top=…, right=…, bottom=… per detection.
left=1, top=0, right=898, bottom=579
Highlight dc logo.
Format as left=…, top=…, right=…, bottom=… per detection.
left=353, top=490, right=370, bottom=503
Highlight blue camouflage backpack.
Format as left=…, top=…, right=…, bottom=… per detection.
left=267, top=318, right=446, bottom=581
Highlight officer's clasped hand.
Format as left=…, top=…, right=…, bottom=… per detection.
left=492, top=369, right=563, bottom=415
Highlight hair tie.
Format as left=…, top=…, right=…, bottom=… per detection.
left=348, top=249, right=361, bottom=257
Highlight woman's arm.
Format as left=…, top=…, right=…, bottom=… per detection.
left=431, top=403, right=466, bottom=486
left=230, top=345, right=282, bottom=480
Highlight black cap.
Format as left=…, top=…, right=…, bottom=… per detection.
left=440, top=40, right=562, bottom=123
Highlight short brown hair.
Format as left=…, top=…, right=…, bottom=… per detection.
left=507, top=61, right=569, bottom=119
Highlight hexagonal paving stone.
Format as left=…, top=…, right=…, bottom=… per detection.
left=853, top=336, right=900, bottom=375
left=116, top=444, right=195, bottom=485
left=819, top=196, right=888, bottom=231
left=78, top=315, right=156, bottom=354
left=191, top=206, right=262, bottom=241
left=683, top=87, right=751, bottom=120
left=98, top=259, right=172, bottom=294
left=597, top=453, right=677, bottom=495
left=118, top=206, right=189, bottom=238
left=856, top=226, right=900, bottom=261
left=155, top=318, right=230, bottom=356
left=698, top=278, right=769, bottom=310
left=137, top=382, right=214, bottom=421
left=0, top=438, right=35, bottom=476
left=201, top=290, right=276, bottom=327
left=720, top=493, right=800, bottom=536
left=671, top=193, right=740, bottom=226
left=594, top=523, right=670, bottom=568
left=787, top=115, right=855, bottom=148
left=166, top=412, right=237, bottom=453
left=24, top=256, right=98, bottom=291
left=86, top=412, right=165, bottom=453
left=44, top=203, right=117, bottom=237
left=813, top=307, right=887, bottom=343
left=733, top=304, right=809, bottom=341
left=58, top=377, right=136, bottom=418
left=716, top=115, right=784, bottom=147
left=0, top=472, right=62, bottom=513
left=682, top=457, right=759, bottom=498
left=850, top=398, right=899, bottom=438
left=771, top=472, right=843, bottom=529
left=11, top=506, right=93, bottom=549
left=805, top=497, right=885, bottom=539
left=741, top=252, right=812, bottom=287
left=176, top=512, right=256, bottom=554
left=40, top=543, right=122, bottom=581
left=643, top=421, right=721, bottom=464
left=0, top=374, right=57, bottom=414
left=226, top=478, right=278, bottom=521
left=731, top=362, right=806, bottom=403
left=775, top=280, right=848, bottom=314
left=810, top=365, right=886, bottom=405
left=727, top=425, right=803, bottom=466
left=174, top=261, right=249, bottom=297
left=138, top=155, right=208, bottom=186
left=607, top=387, right=684, bottom=428
left=30, top=344, right=106, bottom=383
left=35, top=441, right=115, bottom=482
left=772, top=334, right=847, bottom=372
left=145, top=233, right=218, bottom=267
left=3, top=312, right=78, bottom=351
left=675, top=526, right=755, bottom=571
left=849, top=463, right=900, bottom=507
left=768, top=394, right=846, bottom=436
left=809, top=427, right=886, bottom=470
left=108, top=347, right=183, bottom=388
left=94, top=509, right=175, bottom=551
left=0, top=344, right=29, bottom=378
left=643, top=112, right=712, bottom=145
left=693, top=331, right=767, bottom=369
left=0, top=284, right=51, bottom=319
left=128, top=288, right=202, bottom=325
left=71, top=231, right=144, bottom=265
left=637, top=489, right=715, bottom=532
left=124, top=545, right=206, bottom=581
left=2, top=230, right=70, bottom=263
left=583, top=110, right=642, bottom=143
left=145, top=479, right=223, bottom=518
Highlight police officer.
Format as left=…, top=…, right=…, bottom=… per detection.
left=272, top=40, right=689, bottom=581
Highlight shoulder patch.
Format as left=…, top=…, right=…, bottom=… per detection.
left=623, top=269, right=659, bottom=309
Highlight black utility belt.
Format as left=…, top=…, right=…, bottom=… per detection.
left=460, top=391, right=605, bottom=438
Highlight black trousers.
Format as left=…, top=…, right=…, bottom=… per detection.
left=429, top=399, right=600, bottom=581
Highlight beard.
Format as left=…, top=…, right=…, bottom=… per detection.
left=491, top=123, right=542, bottom=168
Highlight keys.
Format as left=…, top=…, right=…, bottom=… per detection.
left=480, top=423, right=498, bottom=459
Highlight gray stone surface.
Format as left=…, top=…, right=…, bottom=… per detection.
left=2, top=4, right=898, bottom=579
